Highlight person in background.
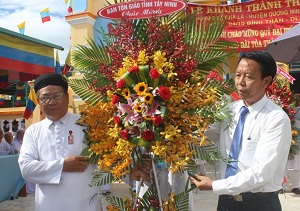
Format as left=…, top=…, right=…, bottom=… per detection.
left=12, top=119, right=19, bottom=136
left=11, top=128, right=25, bottom=154
left=18, top=73, right=101, bottom=211
left=0, top=129, right=11, bottom=155
left=4, top=131, right=13, bottom=144
left=190, top=51, right=292, bottom=211
left=4, top=131, right=15, bottom=154
left=3, top=120, right=9, bottom=133
left=21, top=119, right=25, bottom=130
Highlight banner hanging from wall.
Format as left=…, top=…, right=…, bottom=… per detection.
left=98, top=0, right=186, bottom=19
left=188, top=0, right=300, bottom=51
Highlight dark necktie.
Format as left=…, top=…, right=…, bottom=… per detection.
left=225, top=106, right=249, bottom=178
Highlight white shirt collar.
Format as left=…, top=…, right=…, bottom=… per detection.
left=45, top=112, right=70, bottom=128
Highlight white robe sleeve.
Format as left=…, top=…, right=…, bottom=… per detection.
left=18, top=126, right=64, bottom=184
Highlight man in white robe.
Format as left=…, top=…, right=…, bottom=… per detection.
left=19, top=73, right=101, bottom=211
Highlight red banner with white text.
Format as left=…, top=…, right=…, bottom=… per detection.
left=188, top=0, right=300, bottom=51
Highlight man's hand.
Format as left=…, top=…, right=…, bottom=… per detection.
left=63, top=156, right=89, bottom=172
left=190, top=174, right=213, bottom=190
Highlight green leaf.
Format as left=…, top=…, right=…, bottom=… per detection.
left=89, top=171, right=113, bottom=187
left=131, top=137, right=152, bottom=149
left=137, top=65, right=150, bottom=83
left=174, top=190, right=190, bottom=211
left=80, top=147, right=90, bottom=156
left=120, top=72, right=138, bottom=87
left=105, top=195, right=127, bottom=211
left=67, top=78, right=102, bottom=106
left=150, top=73, right=167, bottom=89
left=188, top=143, right=228, bottom=166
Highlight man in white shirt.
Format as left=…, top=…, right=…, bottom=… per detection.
left=190, top=51, right=291, bottom=211
left=18, top=73, right=101, bottom=211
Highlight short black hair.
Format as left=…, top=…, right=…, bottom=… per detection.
left=238, top=51, right=277, bottom=81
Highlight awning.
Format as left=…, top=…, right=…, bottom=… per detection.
left=0, top=27, right=63, bottom=76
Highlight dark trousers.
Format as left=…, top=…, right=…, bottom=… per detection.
left=217, top=194, right=281, bottom=211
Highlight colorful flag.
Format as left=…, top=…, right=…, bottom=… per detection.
left=40, top=7, right=51, bottom=23
left=55, top=50, right=61, bottom=74
left=23, top=88, right=38, bottom=119
left=62, top=48, right=73, bottom=75
left=65, top=0, right=73, bottom=13
left=15, top=96, right=21, bottom=106
left=0, top=95, right=5, bottom=105
left=17, top=21, right=26, bottom=35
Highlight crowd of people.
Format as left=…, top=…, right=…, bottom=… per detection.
left=0, top=121, right=34, bottom=195
left=0, top=123, right=25, bottom=155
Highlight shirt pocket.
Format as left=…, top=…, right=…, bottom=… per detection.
left=239, top=136, right=259, bottom=169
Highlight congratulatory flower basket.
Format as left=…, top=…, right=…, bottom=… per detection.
left=68, top=3, right=238, bottom=210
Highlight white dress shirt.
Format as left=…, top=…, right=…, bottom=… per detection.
left=19, top=112, right=101, bottom=211
left=205, top=95, right=292, bottom=195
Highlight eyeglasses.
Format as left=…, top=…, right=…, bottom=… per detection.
left=37, top=92, right=65, bottom=103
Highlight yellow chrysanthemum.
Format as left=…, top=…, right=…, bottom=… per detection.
left=134, top=82, right=148, bottom=96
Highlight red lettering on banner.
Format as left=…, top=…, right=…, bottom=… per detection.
left=188, top=0, right=300, bottom=51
